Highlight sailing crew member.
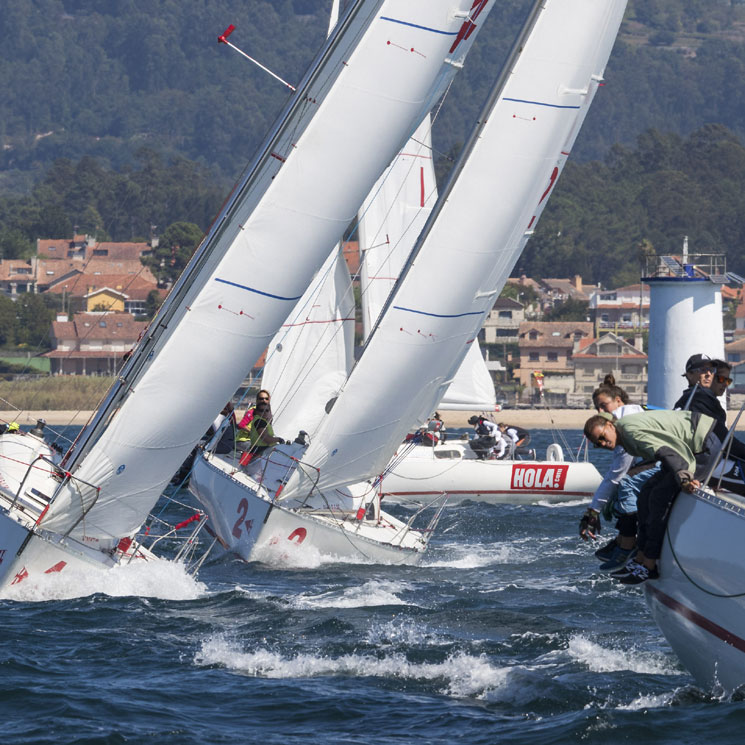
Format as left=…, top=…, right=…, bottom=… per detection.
left=238, top=389, right=272, bottom=429
left=237, top=395, right=283, bottom=458
left=467, top=415, right=499, bottom=460
left=673, top=356, right=745, bottom=485
left=673, top=354, right=717, bottom=415
left=584, top=408, right=722, bottom=585
left=580, top=375, right=659, bottom=572
left=498, top=422, right=531, bottom=457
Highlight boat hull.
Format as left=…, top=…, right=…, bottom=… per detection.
left=189, top=453, right=426, bottom=565
left=379, top=444, right=601, bottom=504
left=645, top=487, right=745, bottom=692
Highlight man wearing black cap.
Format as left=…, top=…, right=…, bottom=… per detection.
left=673, top=353, right=717, bottom=416
left=674, top=353, right=745, bottom=472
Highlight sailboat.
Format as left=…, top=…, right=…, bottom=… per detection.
left=352, top=84, right=601, bottom=506
left=0, top=0, right=481, bottom=588
left=189, top=0, right=627, bottom=563
left=187, top=0, right=499, bottom=565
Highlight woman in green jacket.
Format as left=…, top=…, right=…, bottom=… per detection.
left=584, top=409, right=719, bottom=585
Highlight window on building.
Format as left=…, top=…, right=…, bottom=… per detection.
left=529, top=331, right=539, bottom=340
left=529, top=352, right=539, bottom=362
left=547, top=352, right=558, bottom=362
left=498, top=310, right=512, bottom=319
left=99, top=321, right=106, bottom=328
left=496, top=328, right=514, bottom=337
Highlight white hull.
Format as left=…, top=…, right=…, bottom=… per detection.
left=189, top=449, right=436, bottom=565
left=645, top=486, right=745, bottom=692
left=379, top=443, right=601, bottom=504
left=0, top=433, right=200, bottom=591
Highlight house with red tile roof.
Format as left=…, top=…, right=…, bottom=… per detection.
left=43, top=312, right=147, bottom=375
left=571, top=332, right=647, bottom=403
left=515, top=321, right=593, bottom=400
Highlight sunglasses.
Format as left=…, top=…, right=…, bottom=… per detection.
left=692, top=366, right=715, bottom=375
left=257, top=397, right=270, bottom=402
left=715, top=374, right=733, bottom=386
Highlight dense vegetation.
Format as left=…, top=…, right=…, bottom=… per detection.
left=4, top=0, right=745, bottom=189
left=517, top=124, right=745, bottom=287
left=3, top=0, right=745, bottom=288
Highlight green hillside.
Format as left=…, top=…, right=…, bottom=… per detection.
left=2, top=0, right=745, bottom=284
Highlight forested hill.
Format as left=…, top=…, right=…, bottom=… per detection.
left=3, top=0, right=745, bottom=286
left=3, top=0, right=745, bottom=189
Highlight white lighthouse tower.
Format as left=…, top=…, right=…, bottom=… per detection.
left=642, top=238, right=728, bottom=409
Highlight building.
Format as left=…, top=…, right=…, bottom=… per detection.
left=43, top=312, right=147, bottom=375
left=0, top=259, right=38, bottom=296
left=589, top=283, right=650, bottom=330
left=570, top=332, right=647, bottom=405
left=515, top=321, right=593, bottom=400
left=481, top=296, right=524, bottom=343
left=36, top=235, right=152, bottom=263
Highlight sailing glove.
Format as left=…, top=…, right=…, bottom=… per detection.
left=579, top=508, right=601, bottom=540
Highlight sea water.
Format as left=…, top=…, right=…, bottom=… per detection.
left=2, top=429, right=744, bottom=745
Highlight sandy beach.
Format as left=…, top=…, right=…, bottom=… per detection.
left=5, top=407, right=745, bottom=431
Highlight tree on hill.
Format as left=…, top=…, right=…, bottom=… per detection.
left=143, top=221, right=204, bottom=286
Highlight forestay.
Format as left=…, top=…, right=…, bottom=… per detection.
left=287, top=0, right=628, bottom=497
left=42, top=0, right=496, bottom=542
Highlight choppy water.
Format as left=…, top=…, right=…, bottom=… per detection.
left=2, top=429, right=744, bottom=745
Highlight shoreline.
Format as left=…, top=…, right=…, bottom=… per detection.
left=5, top=408, right=745, bottom=431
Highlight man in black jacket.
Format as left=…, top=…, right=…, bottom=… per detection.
left=675, top=354, right=745, bottom=485
left=673, top=353, right=717, bottom=415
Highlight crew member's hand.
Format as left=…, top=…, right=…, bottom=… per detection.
left=579, top=508, right=601, bottom=540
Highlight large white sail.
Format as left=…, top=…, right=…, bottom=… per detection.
left=263, top=246, right=355, bottom=440
left=287, top=0, right=628, bottom=497
left=42, top=0, right=498, bottom=542
left=359, top=118, right=437, bottom=340
left=437, top=341, right=496, bottom=411
left=359, top=116, right=495, bottom=412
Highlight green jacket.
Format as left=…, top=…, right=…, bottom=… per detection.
left=600, top=409, right=714, bottom=472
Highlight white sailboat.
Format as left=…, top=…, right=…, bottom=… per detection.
left=186, top=0, right=499, bottom=564
left=190, top=0, right=626, bottom=563
left=644, top=479, right=745, bottom=692
left=0, top=0, right=476, bottom=588
left=353, top=63, right=600, bottom=506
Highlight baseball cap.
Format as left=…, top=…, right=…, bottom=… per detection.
left=683, top=353, right=713, bottom=374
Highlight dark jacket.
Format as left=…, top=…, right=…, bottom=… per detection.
left=674, top=386, right=745, bottom=461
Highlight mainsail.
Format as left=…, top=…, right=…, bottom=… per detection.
left=287, top=0, right=628, bottom=497
left=41, top=0, right=498, bottom=542
left=358, top=116, right=495, bottom=412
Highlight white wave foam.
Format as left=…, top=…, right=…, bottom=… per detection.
left=289, top=579, right=413, bottom=609
left=1, top=559, right=206, bottom=603
left=536, top=498, right=589, bottom=509
left=195, top=635, right=510, bottom=698
left=251, top=537, right=326, bottom=569
left=364, top=617, right=443, bottom=647
left=617, top=691, right=677, bottom=710
left=565, top=635, right=677, bottom=675
left=425, top=542, right=530, bottom=569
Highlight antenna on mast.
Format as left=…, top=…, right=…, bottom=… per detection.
left=218, top=25, right=296, bottom=92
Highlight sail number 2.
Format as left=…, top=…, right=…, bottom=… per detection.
left=232, top=498, right=254, bottom=539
